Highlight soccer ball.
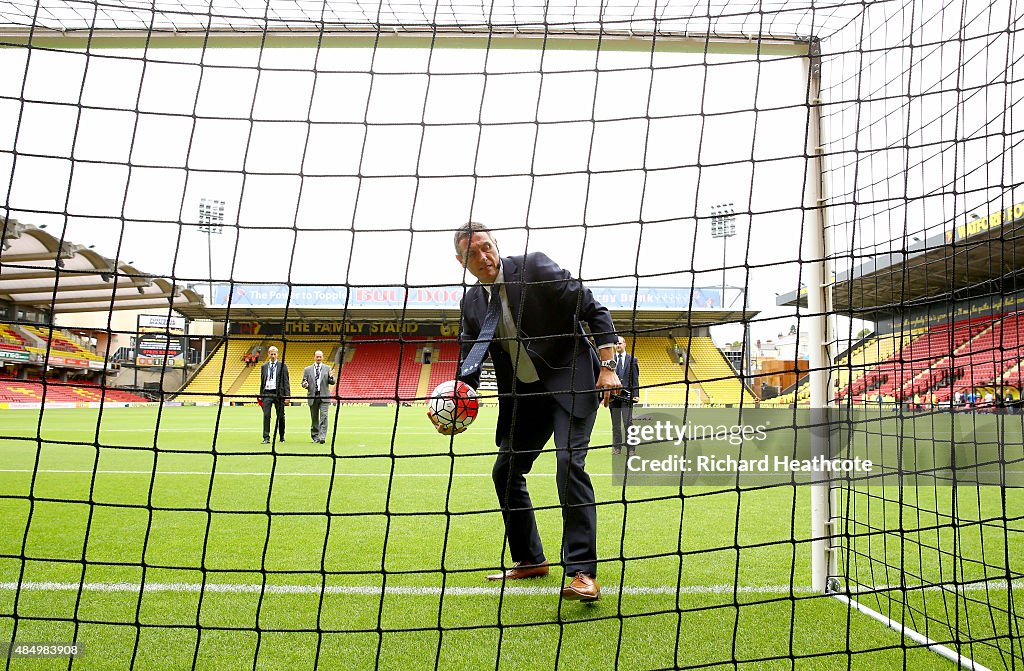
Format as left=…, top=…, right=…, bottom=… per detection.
left=428, top=380, right=479, bottom=431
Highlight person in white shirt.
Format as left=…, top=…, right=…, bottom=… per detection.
left=258, top=346, right=290, bottom=444
left=302, top=350, right=336, bottom=444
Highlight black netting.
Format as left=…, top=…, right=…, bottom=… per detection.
left=0, top=2, right=1022, bottom=670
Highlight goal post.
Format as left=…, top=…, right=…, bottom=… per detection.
left=0, top=27, right=812, bottom=55
left=803, top=42, right=834, bottom=597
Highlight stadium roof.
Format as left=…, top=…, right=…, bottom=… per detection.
left=174, top=283, right=758, bottom=330
left=0, top=218, right=206, bottom=315
left=176, top=303, right=757, bottom=331
left=776, top=204, right=1024, bottom=317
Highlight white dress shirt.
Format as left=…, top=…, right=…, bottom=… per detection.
left=265, top=361, right=278, bottom=391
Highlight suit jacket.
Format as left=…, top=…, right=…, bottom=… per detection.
left=457, top=252, right=617, bottom=444
left=259, top=360, right=291, bottom=397
left=610, top=352, right=640, bottom=407
left=302, top=363, right=336, bottom=404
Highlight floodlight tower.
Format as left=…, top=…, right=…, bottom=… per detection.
left=197, top=198, right=225, bottom=304
left=710, top=202, right=736, bottom=300
left=710, top=202, right=750, bottom=379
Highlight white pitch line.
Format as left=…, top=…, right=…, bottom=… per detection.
left=0, top=469, right=522, bottom=478
left=0, top=581, right=1016, bottom=597
left=7, top=429, right=450, bottom=435
left=0, top=581, right=814, bottom=596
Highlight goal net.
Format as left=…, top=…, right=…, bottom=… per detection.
left=0, top=1, right=1021, bottom=669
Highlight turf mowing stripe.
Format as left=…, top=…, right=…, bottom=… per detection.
left=0, top=581, right=1017, bottom=597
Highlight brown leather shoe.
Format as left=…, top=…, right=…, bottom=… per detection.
left=561, top=572, right=601, bottom=602
left=486, top=560, right=549, bottom=581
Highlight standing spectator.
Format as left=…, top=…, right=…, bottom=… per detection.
left=259, top=346, right=290, bottom=444
left=609, top=335, right=640, bottom=456
left=302, top=350, right=336, bottom=444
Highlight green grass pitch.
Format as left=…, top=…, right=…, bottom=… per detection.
left=0, top=404, right=1020, bottom=670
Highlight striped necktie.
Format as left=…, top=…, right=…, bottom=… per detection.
left=460, top=287, right=502, bottom=377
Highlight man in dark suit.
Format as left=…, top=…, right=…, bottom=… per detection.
left=430, top=221, right=620, bottom=602
left=609, top=336, right=640, bottom=456
left=258, top=345, right=290, bottom=444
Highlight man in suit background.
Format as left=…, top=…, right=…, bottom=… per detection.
left=302, top=350, right=336, bottom=444
left=259, top=345, right=290, bottom=444
left=431, top=221, right=621, bottom=602
left=609, top=336, right=641, bottom=456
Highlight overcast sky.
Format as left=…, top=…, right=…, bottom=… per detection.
left=2, top=3, right=1017, bottom=347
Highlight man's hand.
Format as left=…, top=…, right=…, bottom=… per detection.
left=596, top=368, right=621, bottom=407
left=428, top=409, right=468, bottom=436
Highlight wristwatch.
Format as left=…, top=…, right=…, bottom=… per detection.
left=599, top=358, right=617, bottom=371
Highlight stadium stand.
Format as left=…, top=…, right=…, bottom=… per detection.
left=421, top=336, right=749, bottom=407
left=179, top=337, right=445, bottom=405
left=19, top=324, right=105, bottom=362
left=176, top=339, right=259, bottom=403
left=834, top=330, right=920, bottom=394
left=762, top=388, right=808, bottom=407
left=425, top=339, right=460, bottom=394
left=0, top=323, right=28, bottom=355
left=1002, top=360, right=1024, bottom=391
left=174, top=330, right=758, bottom=408
left=626, top=336, right=699, bottom=406
left=940, top=312, right=1024, bottom=401
left=683, top=335, right=757, bottom=406
left=1, top=221, right=210, bottom=404
left=0, top=377, right=148, bottom=404
left=0, top=323, right=25, bottom=345
left=337, top=337, right=423, bottom=402
left=836, top=312, right=1024, bottom=403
